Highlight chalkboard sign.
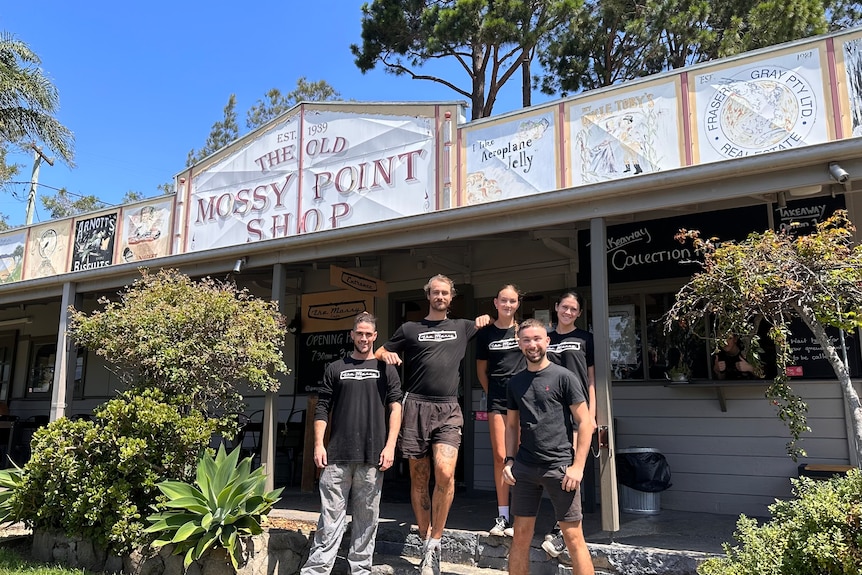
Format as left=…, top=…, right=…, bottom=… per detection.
left=773, top=194, right=845, bottom=237
left=578, top=204, right=768, bottom=284
left=296, top=329, right=352, bottom=394
left=786, top=318, right=861, bottom=379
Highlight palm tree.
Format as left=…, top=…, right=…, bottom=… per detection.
left=0, top=32, right=74, bottom=164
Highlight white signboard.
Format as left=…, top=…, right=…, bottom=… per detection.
left=692, top=46, right=830, bottom=163
left=187, top=111, right=436, bottom=251
left=299, top=110, right=435, bottom=233
left=569, top=80, right=682, bottom=186
left=463, top=111, right=557, bottom=205
left=188, top=114, right=301, bottom=251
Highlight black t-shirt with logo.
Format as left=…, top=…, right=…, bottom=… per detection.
left=548, top=328, right=594, bottom=402
left=315, top=356, right=402, bottom=464
left=475, top=324, right=525, bottom=384
left=384, top=318, right=478, bottom=398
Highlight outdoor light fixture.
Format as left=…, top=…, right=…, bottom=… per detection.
left=232, top=257, right=246, bottom=274
left=829, top=163, right=850, bottom=184
left=777, top=191, right=787, bottom=208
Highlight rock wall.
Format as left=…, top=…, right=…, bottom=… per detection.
left=32, top=529, right=311, bottom=575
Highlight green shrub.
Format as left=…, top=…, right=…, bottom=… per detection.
left=699, top=469, right=862, bottom=575
left=69, top=269, right=288, bottom=426
left=145, top=445, right=283, bottom=569
left=11, top=389, right=216, bottom=554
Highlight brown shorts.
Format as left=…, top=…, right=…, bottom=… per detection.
left=510, top=460, right=583, bottom=522
left=398, top=394, right=463, bottom=459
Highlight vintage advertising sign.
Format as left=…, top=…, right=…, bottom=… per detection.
left=837, top=31, right=862, bottom=138
left=70, top=212, right=118, bottom=272
left=568, top=79, right=683, bottom=185
left=329, top=265, right=387, bottom=295
left=187, top=110, right=436, bottom=252
left=299, top=110, right=435, bottom=233
left=461, top=109, right=557, bottom=205
left=117, top=199, right=173, bottom=263
left=0, top=231, right=26, bottom=284
left=691, top=43, right=832, bottom=163
left=24, top=220, right=72, bottom=280
left=301, top=289, right=375, bottom=333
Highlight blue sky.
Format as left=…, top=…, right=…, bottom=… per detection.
left=1, top=1, right=553, bottom=228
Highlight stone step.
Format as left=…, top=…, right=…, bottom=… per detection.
left=340, top=554, right=615, bottom=575
left=370, top=523, right=711, bottom=575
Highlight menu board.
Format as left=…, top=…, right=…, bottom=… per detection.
left=296, top=329, right=352, bottom=394
left=786, top=318, right=861, bottom=379
left=773, top=194, right=845, bottom=237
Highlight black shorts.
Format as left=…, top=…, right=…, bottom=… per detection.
left=510, top=460, right=582, bottom=522
left=398, top=394, right=463, bottom=459
left=487, top=378, right=508, bottom=414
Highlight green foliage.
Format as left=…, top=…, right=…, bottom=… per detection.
left=9, top=389, right=216, bottom=553
left=0, top=32, right=74, bottom=164
left=698, top=469, right=862, bottom=575
left=0, top=463, right=24, bottom=524
left=145, top=445, right=283, bottom=569
left=246, top=78, right=341, bottom=130
left=352, top=0, right=578, bottom=118
left=121, top=190, right=144, bottom=203
left=665, top=210, right=862, bottom=461
left=539, top=0, right=856, bottom=97
left=68, top=268, right=288, bottom=422
left=40, top=187, right=106, bottom=219
left=187, top=94, right=240, bottom=166
left=539, top=0, right=661, bottom=95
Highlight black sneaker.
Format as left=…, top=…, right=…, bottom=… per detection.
left=489, top=516, right=513, bottom=537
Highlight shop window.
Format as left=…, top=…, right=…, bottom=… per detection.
left=608, top=297, right=642, bottom=379
left=0, top=335, right=15, bottom=402
left=27, top=339, right=86, bottom=397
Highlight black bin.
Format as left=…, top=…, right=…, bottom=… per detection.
left=616, top=447, right=672, bottom=514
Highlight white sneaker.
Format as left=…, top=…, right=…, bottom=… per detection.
left=541, top=531, right=566, bottom=558
left=489, top=515, right=513, bottom=537
left=419, top=543, right=440, bottom=575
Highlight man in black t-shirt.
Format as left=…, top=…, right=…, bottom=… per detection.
left=301, top=313, right=402, bottom=575
left=376, top=274, right=490, bottom=575
left=502, top=319, right=595, bottom=575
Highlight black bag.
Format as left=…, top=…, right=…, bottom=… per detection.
left=616, top=450, right=672, bottom=492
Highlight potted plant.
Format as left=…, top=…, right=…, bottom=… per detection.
left=666, top=361, right=691, bottom=382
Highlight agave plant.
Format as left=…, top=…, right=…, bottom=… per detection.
left=0, top=463, right=24, bottom=524
left=145, top=445, right=283, bottom=569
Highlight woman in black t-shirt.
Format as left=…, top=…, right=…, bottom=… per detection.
left=476, top=284, right=524, bottom=537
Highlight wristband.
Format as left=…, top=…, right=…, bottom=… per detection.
left=504, top=456, right=515, bottom=465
